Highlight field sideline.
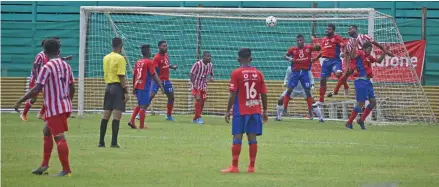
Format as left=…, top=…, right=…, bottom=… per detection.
left=1, top=113, right=439, bottom=187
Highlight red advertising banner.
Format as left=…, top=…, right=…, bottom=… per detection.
left=311, top=40, right=426, bottom=83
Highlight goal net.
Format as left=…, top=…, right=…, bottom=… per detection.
left=78, top=7, right=436, bottom=123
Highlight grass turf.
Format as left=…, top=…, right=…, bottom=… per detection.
left=1, top=113, right=439, bottom=187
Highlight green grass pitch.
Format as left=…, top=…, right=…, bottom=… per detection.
left=1, top=113, right=439, bottom=187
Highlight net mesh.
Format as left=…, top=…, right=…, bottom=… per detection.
left=81, top=8, right=436, bottom=123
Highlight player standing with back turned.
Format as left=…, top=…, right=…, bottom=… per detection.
left=14, top=39, right=74, bottom=176
left=221, top=48, right=268, bottom=173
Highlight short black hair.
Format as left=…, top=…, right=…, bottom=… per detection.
left=158, top=40, right=167, bottom=47
left=112, top=37, right=123, bottom=48
left=44, top=39, right=61, bottom=55
left=40, top=39, right=46, bottom=47
left=362, top=42, right=373, bottom=49
left=327, top=23, right=336, bottom=30
left=202, top=51, right=210, bottom=56
left=238, top=48, right=251, bottom=59
left=348, top=25, right=358, bottom=29
left=296, top=34, right=304, bottom=39
left=141, top=44, right=150, bottom=57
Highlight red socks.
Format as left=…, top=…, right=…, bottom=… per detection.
left=319, top=86, right=326, bottom=103
left=283, top=95, right=290, bottom=110
left=306, top=97, right=314, bottom=111
left=334, top=75, right=347, bottom=94
left=23, top=101, right=32, bottom=116
left=130, top=107, right=140, bottom=123
left=167, top=102, right=173, bottom=116
left=39, top=105, right=46, bottom=117
left=348, top=106, right=361, bottom=124
left=41, top=136, right=53, bottom=167
left=360, top=105, right=373, bottom=121
left=139, top=108, right=146, bottom=129
left=231, top=141, right=242, bottom=167
left=249, top=141, right=258, bottom=168
left=56, top=139, right=71, bottom=173
left=193, top=101, right=201, bottom=120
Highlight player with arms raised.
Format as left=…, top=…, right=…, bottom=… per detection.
left=190, top=51, right=214, bottom=124
left=280, top=34, right=323, bottom=122
left=14, top=39, right=74, bottom=176
left=313, top=24, right=346, bottom=107
left=150, top=40, right=178, bottom=121
left=346, top=40, right=388, bottom=129
left=128, top=45, right=165, bottom=129
left=327, top=25, right=393, bottom=97
left=221, top=48, right=268, bottom=173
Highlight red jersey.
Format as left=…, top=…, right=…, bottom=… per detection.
left=353, top=50, right=377, bottom=78
left=36, top=58, right=74, bottom=118
left=346, top=34, right=374, bottom=53
left=31, top=51, right=49, bottom=81
left=286, top=45, right=314, bottom=71
left=152, top=53, right=170, bottom=81
left=321, top=34, right=345, bottom=59
left=133, top=58, right=156, bottom=90
left=190, top=60, right=214, bottom=90
left=229, top=67, right=267, bottom=116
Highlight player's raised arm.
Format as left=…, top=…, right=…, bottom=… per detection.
left=370, top=40, right=394, bottom=57
left=68, top=65, right=75, bottom=100
left=375, top=46, right=390, bottom=64
left=350, top=39, right=359, bottom=59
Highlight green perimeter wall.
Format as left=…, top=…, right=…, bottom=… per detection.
left=2, top=1, right=439, bottom=85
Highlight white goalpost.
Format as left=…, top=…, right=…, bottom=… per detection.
left=78, top=6, right=436, bottom=123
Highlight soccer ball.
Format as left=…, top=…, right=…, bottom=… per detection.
left=266, top=16, right=277, bottom=27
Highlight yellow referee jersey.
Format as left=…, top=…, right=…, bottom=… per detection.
left=103, top=52, right=126, bottom=84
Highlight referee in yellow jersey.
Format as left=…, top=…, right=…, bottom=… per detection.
left=98, top=37, right=129, bottom=148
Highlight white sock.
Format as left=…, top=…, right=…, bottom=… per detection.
left=277, top=105, right=284, bottom=119
left=313, top=106, right=323, bottom=120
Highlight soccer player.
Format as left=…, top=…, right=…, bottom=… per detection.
left=190, top=51, right=214, bottom=124
left=99, top=37, right=129, bottom=148
left=313, top=24, right=346, bottom=107
left=275, top=65, right=323, bottom=122
left=327, top=25, right=394, bottom=98
left=21, top=37, right=73, bottom=121
left=128, top=45, right=165, bottom=129
left=346, top=40, right=387, bottom=129
left=14, top=39, right=74, bottom=176
left=150, top=40, right=178, bottom=121
left=221, top=48, right=268, bottom=173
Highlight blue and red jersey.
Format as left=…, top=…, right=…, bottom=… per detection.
left=133, top=58, right=156, bottom=90
left=353, top=50, right=377, bottom=78
left=228, top=67, right=267, bottom=116
left=153, top=53, right=170, bottom=81
left=321, top=34, right=345, bottom=59
left=286, top=45, right=314, bottom=71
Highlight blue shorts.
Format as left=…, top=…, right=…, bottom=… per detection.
left=150, top=80, right=173, bottom=94
left=354, top=79, right=375, bottom=102
left=136, top=89, right=151, bottom=106
left=288, top=70, right=311, bottom=89
left=232, top=114, right=263, bottom=136
left=321, top=58, right=342, bottom=77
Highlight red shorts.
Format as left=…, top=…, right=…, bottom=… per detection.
left=192, top=89, right=207, bottom=100
left=46, top=113, right=70, bottom=135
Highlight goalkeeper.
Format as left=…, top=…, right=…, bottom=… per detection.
left=275, top=65, right=323, bottom=122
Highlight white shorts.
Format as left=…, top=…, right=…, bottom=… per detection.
left=280, top=89, right=306, bottom=99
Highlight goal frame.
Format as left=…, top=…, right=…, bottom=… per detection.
left=77, top=6, right=392, bottom=118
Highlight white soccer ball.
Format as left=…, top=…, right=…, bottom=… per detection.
left=265, top=16, right=277, bottom=27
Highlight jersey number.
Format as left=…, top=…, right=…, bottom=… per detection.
left=244, top=82, right=257, bottom=99
left=136, top=67, right=143, bottom=81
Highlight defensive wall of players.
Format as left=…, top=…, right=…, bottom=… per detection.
left=1, top=1, right=439, bottom=85
left=1, top=77, right=438, bottom=120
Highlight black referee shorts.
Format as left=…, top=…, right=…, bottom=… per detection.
left=103, top=83, right=126, bottom=112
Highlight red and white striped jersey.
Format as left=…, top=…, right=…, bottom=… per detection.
left=346, top=34, right=375, bottom=52
left=30, top=51, right=49, bottom=80
left=36, top=58, right=74, bottom=118
left=190, top=60, right=214, bottom=90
